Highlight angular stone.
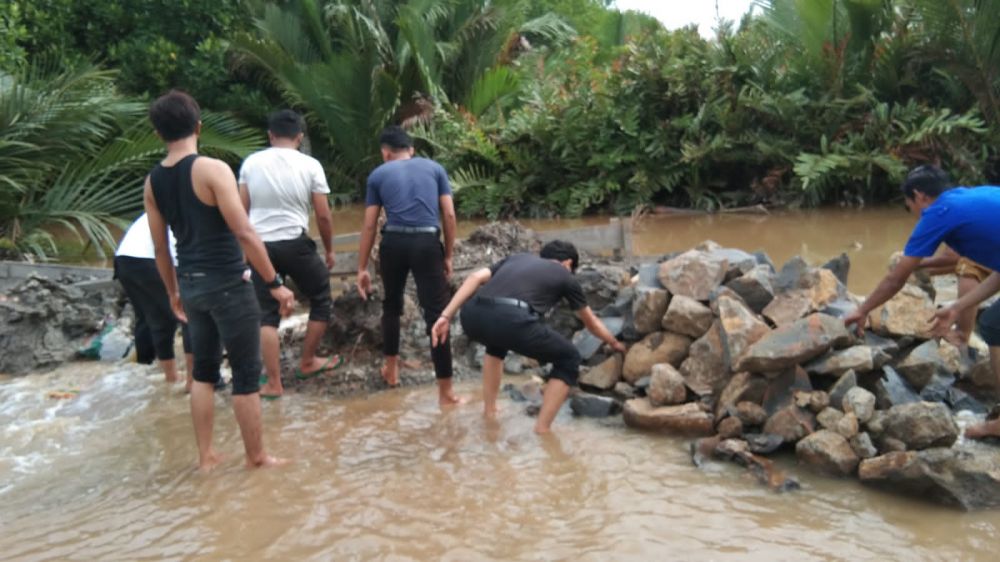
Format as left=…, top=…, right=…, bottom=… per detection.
left=842, top=387, right=876, bottom=423
left=632, top=287, right=670, bottom=336
left=763, top=404, right=815, bottom=444
left=874, top=366, right=921, bottom=409
left=865, top=410, right=887, bottom=437
left=762, top=290, right=812, bottom=327
left=850, top=432, right=878, bottom=459
left=879, top=437, right=908, bottom=453
left=622, top=398, right=714, bottom=435
left=725, top=265, right=775, bottom=314
left=774, top=255, right=809, bottom=293
left=883, top=402, right=959, bottom=450
left=863, top=331, right=900, bottom=356
left=897, top=340, right=953, bottom=390
left=622, top=331, right=692, bottom=384
left=717, top=416, right=743, bottom=439
left=575, top=265, right=631, bottom=311
left=762, top=367, right=813, bottom=415
left=636, top=262, right=664, bottom=289
left=919, top=373, right=955, bottom=403
left=735, top=401, right=768, bottom=426
left=834, top=412, right=860, bottom=438
left=736, top=313, right=852, bottom=373
left=822, top=253, right=851, bottom=286
left=648, top=363, right=687, bottom=406
left=817, top=407, right=845, bottom=430
left=804, top=346, right=889, bottom=376
left=572, top=317, right=624, bottom=361
left=715, top=371, right=768, bottom=421
left=869, top=283, right=936, bottom=339
left=613, top=382, right=636, bottom=401
left=661, top=295, right=713, bottom=338
left=569, top=393, right=622, bottom=418
left=657, top=249, right=728, bottom=301
left=680, top=321, right=728, bottom=397
left=753, top=251, right=776, bottom=272
left=967, top=357, right=995, bottom=388
left=947, top=387, right=987, bottom=414
left=579, top=353, right=623, bottom=391
left=706, top=247, right=758, bottom=280
left=808, top=390, right=830, bottom=413
left=796, top=429, right=860, bottom=476
left=744, top=433, right=784, bottom=454
left=859, top=447, right=1000, bottom=510
left=716, top=294, right=770, bottom=371
left=827, top=369, right=858, bottom=410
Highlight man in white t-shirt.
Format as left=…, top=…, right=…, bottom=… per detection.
left=114, top=213, right=193, bottom=389
left=239, top=110, right=340, bottom=398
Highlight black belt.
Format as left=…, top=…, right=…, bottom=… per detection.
left=382, top=225, right=439, bottom=234
left=177, top=271, right=207, bottom=279
left=475, top=296, right=536, bottom=314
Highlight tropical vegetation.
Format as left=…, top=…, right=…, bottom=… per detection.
left=1, top=0, right=999, bottom=258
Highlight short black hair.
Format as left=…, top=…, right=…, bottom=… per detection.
left=379, top=125, right=413, bottom=150
left=540, top=240, right=579, bottom=272
left=901, top=165, right=953, bottom=198
left=149, top=90, right=200, bottom=142
left=268, top=109, right=304, bottom=139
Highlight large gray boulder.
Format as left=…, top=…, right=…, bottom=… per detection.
left=796, top=429, right=860, bottom=476
left=716, top=294, right=770, bottom=371
left=896, top=339, right=958, bottom=390
left=725, top=265, right=775, bottom=313
left=859, top=446, right=1000, bottom=510
left=874, top=366, right=921, bottom=409
left=883, top=402, right=959, bottom=450
left=763, top=404, right=815, bottom=444
left=647, top=363, right=687, bottom=406
left=869, top=283, right=936, bottom=339
left=735, top=313, right=852, bottom=373
left=632, top=287, right=670, bottom=336
left=623, top=399, right=714, bottom=435
left=657, top=249, right=728, bottom=301
left=579, top=353, right=623, bottom=390
left=715, top=371, right=768, bottom=421
left=680, top=321, right=729, bottom=397
left=622, top=331, right=691, bottom=383
left=804, top=345, right=890, bottom=377
left=661, top=295, right=713, bottom=338
left=842, top=386, right=876, bottom=423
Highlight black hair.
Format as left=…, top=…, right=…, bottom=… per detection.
left=148, top=90, right=201, bottom=142
left=540, top=240, right=580, bottom=272
left=901, top=165, right=953, bottom=198
left=379, top=125, right=413, bottom=150
left=268, top=109, right=304, bottom=139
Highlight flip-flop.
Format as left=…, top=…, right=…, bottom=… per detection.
left=258, top=375, right=282, bottom=400
left=295, top=354, right=345, bottom=380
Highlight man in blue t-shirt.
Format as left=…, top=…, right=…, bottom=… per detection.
left=844, top=165, right=1000, bottom=438
left=356, top=126, right=462, bottom=406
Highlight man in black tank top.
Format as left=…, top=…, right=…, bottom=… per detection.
left=430, top=241, right=626, bottom=433
left=144, top=90, right=295, bottom=472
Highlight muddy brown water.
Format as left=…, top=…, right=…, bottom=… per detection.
left=7, top=207, right=997, bottom=559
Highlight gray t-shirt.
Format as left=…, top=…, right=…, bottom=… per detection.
left=479, top=253, right=588, bottom=315
left=365, top=157, right=452, bottom=227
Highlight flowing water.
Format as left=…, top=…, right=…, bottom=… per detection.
left=6, top=207, right=998, bottom=560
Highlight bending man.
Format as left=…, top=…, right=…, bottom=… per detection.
left=239, top=109, right=340, bottom=399
left=144, top=90, right=294, bottom=471
left=844, top=165, right=1000, bottom=439
left=357, top=126, right=461, bottom=405
left=431, top=240, right=626, bottom=433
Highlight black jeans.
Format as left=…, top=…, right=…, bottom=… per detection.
left=251, top=233, right=332, bottom=327
left=178, top=270, right=262, bottom=395
left=379, top=231, right=452, bottom=379
left=460, top=297, right=582, bottom=386
left=114, top=256, right=190, bottom=363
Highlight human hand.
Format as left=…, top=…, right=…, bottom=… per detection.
left=608, top=340, right=626, bottom=354
left=843, top=309, right=867, bottom=337
left=170, top=293, right=188, bottom=323
left=357, top=270, right=371, bottom=300
left=930, top=307, right=959, bottom=339
left=444, top=257, right=453, bottom=279
left=431, top=315, right=451, bottom=347
left=270, top=286, right=296, bottom=317
left=325, top=250, right=336, bottom=270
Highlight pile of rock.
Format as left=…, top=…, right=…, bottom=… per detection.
left=567, top=240, right=999, bottom=510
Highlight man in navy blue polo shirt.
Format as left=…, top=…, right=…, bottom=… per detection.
left=845, top=165, right=1000, bottom=438
left=356, top=126, right=462, bottom=405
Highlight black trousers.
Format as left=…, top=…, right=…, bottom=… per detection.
left=460, top=297, right=582, bottom=386
left=379, top=231, right=452, bottom=379
left=114, top=256, right=190, bottom=363
left=250, top=233, right=332, bottom=327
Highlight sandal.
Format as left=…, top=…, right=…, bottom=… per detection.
left=295, top=354, right=345, bottom=380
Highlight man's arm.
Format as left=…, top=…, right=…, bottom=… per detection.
left=144, top=177, right=185, bottom=322
left=430, top=267, right=491, bottom=347
left=356, top=205, right=381, bottom=299
left=201, top=158, right=295, bottom=315
left=439, top=194, right=457, bottom=277
left=844, top=255, right=922, bottom=335
left=932, top=271, right=1000, bottom=336
left=576, top=306, right=626, bottom=353
left=312, top=192, right=335, bottom=269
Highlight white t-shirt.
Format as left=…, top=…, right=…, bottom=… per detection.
left=115, top=213, right=178, bottom=263
left=238, top=147, right=330, bottom=242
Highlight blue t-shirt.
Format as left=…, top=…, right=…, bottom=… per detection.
left=904, top=186, right=1000, bottom=271
left=365, top=157, right=452, bottom=227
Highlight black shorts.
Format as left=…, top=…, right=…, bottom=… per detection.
left=114, top=256, right=190, bottom=362
left=251, top=234, right=332, bottom=327
left=978, top=299, right=1000, bottom=346
left=460, top=296, right=581, bottom=386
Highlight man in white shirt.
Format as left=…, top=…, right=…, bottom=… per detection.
left=239, top=110, right=340, bottom=398
left=114, top=213, right=193, bottom=389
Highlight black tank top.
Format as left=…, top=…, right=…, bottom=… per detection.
left=149, top=154, right=245, bottom=275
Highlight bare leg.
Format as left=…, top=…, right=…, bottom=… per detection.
left=190, top=380, right=223, bottom=471
left=260, top=326, right=283, bottom=397
left=437, top=377, right=467, bottom=407
left=184, top=353, right=194, bottom=394
left=956, top=276, right=978, bottom=343
left=965, top=346, right=1000, bottom=439
left=534, top=379, right=571, bottom=434
left=232, top=393, right=287, bottom=468
left=381, top=355, right=400, bottom=386
left=298, top=320, right=331, bottom=373
left=482, top=354, right=504, bottom=417
left=160, top=358, right=180, bottom=383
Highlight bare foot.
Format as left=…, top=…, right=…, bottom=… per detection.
left=439, top=393, right=468, bottom=407
left=533, top=423, right=552, bottom=435
left=247, top=455, right=290, bottom=469
left=197, top=450, right=225, bottom=473
left=260, top=382, right=283, bottom=399
left=484, top=405, right=503, bottom=418
left=965, top=419, right=1000, bottom=439
left=381, top=364, right=399, bottom=387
